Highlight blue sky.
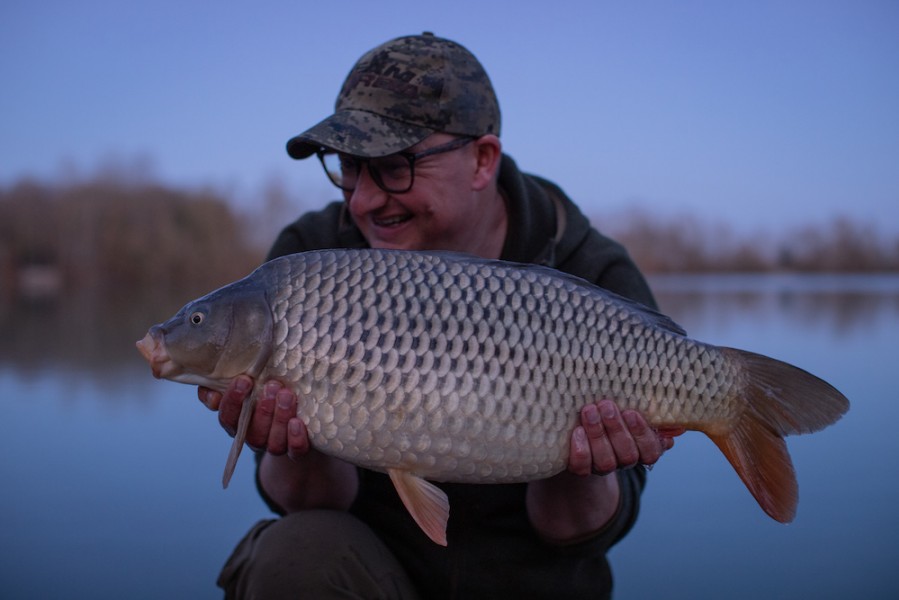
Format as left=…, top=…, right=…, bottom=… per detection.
left=2, top=0, right=897, bottom=234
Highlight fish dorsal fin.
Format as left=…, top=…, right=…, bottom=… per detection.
left=222, top=388, right=258, bottom=488
left=388, top=468, right=450, bottom=546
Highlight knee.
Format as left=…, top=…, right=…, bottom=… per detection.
left=246, top=511, right=372, bottom=583
left=219, top=510, right=418, bottom=599
left=260, top=510, right=369, bottom=556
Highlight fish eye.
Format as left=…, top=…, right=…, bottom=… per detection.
left=189, top=311, right=206, bottom=326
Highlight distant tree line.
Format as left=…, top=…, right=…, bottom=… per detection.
left=1, top=176, right=265, bottom=302
left=600, top=208, right=899, bottom=274
left=2, top=176, right=897, bottom=303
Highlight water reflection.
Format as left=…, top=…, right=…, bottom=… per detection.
left=651, top=273, right=899, bottom=336
left=0, top=282, right=213, bottom=378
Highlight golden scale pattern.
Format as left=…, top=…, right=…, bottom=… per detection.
left=262, top=250, right=741, bottom=483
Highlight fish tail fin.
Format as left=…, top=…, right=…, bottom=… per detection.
left=707, top=408, right=798, bottom=522
left=222, top=392, right=257, bottom=489
left=706, top=348, right=849, bottom=523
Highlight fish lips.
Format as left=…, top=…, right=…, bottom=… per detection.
left=135, top=327, right=174, bottom=379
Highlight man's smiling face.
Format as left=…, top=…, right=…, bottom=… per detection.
left=343, top=134, right=493, bottom=254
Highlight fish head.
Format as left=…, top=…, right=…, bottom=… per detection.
left=136, top=278, right=273, bottom=393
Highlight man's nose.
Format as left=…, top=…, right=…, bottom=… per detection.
left=346, top=167, right=387, bottom=213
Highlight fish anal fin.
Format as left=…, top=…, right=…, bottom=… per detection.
left=707, top=408, right=798, bottom=523
left=388, top=468, right=450, bottom=546
left=222, top=389, right=258, bottom=489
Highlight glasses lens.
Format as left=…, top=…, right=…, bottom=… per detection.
left=320, top=152, right=358, bottom=191
left=369, top=154, right=413, bottom=193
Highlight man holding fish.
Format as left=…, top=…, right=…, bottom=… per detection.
left=204, top=32, right=680, bottom=599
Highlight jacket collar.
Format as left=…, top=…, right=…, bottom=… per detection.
left=497, top=154, right=590, bottom=268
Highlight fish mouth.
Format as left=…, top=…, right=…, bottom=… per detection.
left=135, top=329, right=177, bottom=379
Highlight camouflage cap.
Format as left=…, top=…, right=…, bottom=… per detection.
left=286, top=32, right=501, bottom=159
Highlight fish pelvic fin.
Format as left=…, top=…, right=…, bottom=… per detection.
left=388, top=468, right=450, bottom=546
left=710, top=348, right=850, bottom=523
left=222, top=389, right=258, bottom=489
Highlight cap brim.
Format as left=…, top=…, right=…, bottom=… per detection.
left=286, top=109, right=434, bottom=159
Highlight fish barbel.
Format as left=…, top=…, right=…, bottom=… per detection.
left=136, top=248, right=849, bottom=545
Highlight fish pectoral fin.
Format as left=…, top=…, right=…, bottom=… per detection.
left=222, top=389, right=258, bottom=489
left=387, top=468, right=450, bottom=547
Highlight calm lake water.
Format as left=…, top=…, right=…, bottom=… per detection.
left=1, top=273, right=897, bottom=599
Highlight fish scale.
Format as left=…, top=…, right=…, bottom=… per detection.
left=137, top=247, right=849, bottom=546
left=260, top=250, right=730, bottom=483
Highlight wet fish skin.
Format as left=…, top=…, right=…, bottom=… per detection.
left=263, top=250, right=734, bottom=479
left=137, top=248, right=849, bottom=545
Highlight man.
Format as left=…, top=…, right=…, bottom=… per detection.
left=204, top=32, right=676, bottom=599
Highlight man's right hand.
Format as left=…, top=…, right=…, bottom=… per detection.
left=198, top=377, right=311, bottom=461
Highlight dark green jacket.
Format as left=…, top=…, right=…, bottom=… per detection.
left=262, top=154, right=656, bottom=600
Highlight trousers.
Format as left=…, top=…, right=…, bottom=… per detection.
left=217, top=510, right=421, bottom=600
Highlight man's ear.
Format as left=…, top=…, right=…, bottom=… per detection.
left=471, top=135, right=502, bottom=191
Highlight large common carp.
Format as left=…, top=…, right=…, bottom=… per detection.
left=136, top=248, right=848, bottom=545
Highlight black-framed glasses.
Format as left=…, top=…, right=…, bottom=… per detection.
left=316, top=136, right=476, bottom=194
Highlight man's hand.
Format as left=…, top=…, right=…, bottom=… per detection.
left=526, top=399, right=681, bottom=542
left=198, top=378, right=310, bottom=461
left=568, top=399, right=679, bottom=476
left=199, top=379, right=358, bottom=512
